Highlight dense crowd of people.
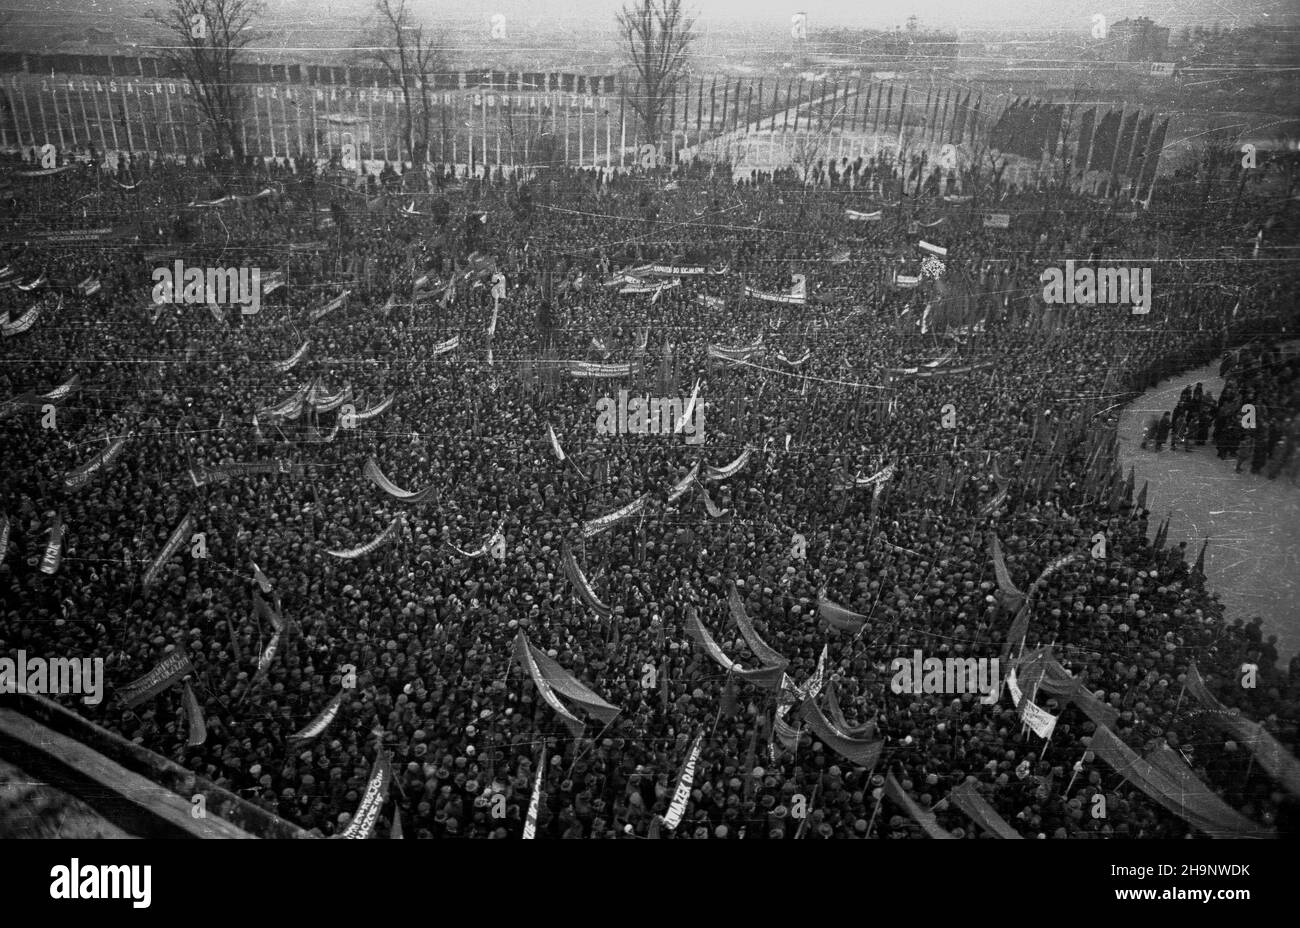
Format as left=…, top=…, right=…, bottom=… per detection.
left=1, top=139, right=1298, bottom=839
left=1142, top=343, right=1300, bottom=482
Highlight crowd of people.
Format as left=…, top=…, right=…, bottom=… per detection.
left=1, top=138, right=1298, bottom=839
left=1141, top=343, right=1300, bottom=482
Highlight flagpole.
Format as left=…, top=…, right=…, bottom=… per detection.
left=865, top=788, right=883, bottom=837
left=710, top=666, right=734, bottom=738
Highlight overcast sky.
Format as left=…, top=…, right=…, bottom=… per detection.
left=23, top=0, right=1298, bottom=38
left=275, top=0, right=1293, bottom=29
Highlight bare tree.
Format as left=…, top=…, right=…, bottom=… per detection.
left=354, top=0, right=446, bottom=167
left=500, top=101, right=557, bottom=172
left=152, top=0, right=263, bottom=162
left=788, top=131, right=829, bottom=184
left=617, top=0, right=696, bottom=151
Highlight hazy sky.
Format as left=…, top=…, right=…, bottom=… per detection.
left=274, top=0, right=1292, bottom=29
left=22, top=0, right=1296, bottom=39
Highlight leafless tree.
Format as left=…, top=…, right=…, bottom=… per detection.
left=354, top=0, right=446, bottom=166
left=617, top=0, right=696, bottom=150
left=788, top=131, right=829, bottom=184
left=499, top=101, right=558, bottom=172
left=151, top=0, right=263, bottom=161
left=973, top=138, right=1008, bottom=197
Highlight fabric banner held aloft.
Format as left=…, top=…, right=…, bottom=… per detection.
left=797, top=697, right=882, bottom=767
left=191, top=461, right=312, bottom=486
left=253, top=589, right=283, bottom=634
left=141, top=514, right=193, bottom=589
left=363, top=458, right=438, bottom=504
left=182, top=680, right=207, bottom=747
left=339, top=750, right=392, bottom=839
left=311, top=383, right=352, bottom=413
left=1006, top=666, right=1057, bottom=739
left=645, top=264, right=725, bottom=277
left=908, top=361, right=996, bottom=378
left=620, top=277, right=680, bottom=296
left=272, top=340, right=310, bottom=374
left=700, top=485, right=729, bottom=518
left=855, top=462, right=897, bottom=488
left=448, top=518, right=505, bottom=558
left=1, top=302, right=44, bottom=337
left=253, top=632, right=281, bottom=681
left=684, top=605, right=739, bottom=673
left=514, top=631, right=585, bottom=737
left=846, top=208, right=883, bottom=221
left=523, top=747, right=546, bottom=839
left=561, top=543, right=613, bottom=618
left=63, top=435, right=129, bottom=491
left=1033, top=552, right=1080, bottom=589
left=743, top=285, right=806, bottom=305
left=727, top=585, right=788, bottom=668
left=705, top=448, right=751, bottom=482
left=353, top=393, right=396, bottom=422
left=40, top=516, right=65, bottom=575
left=41, top=375, right=80, bottom=404
left=1087, top=724, right=1270, bottom=838
left=677, top=380, right=701, bottom=435
left=885, top=773, right=955, bottom=838
left=528, top=643, right=621, bottom=723
left=1185, top=663, right=1300, bottom=797
left=569, top=360, right=633, bottom=379
left=1016, top=647, right=1118, bottom=730
left=258, top=384, right=309, bottom=422
left=825, top=681, right=875, bottom=737
left=818, top=592, right=867, bottom=632
left=1001, top=601, right=1032, bottom=658
left=949, top=780, right=1022, bottom=838
left=312, top=290, right=350, bottom=323
left=801, top=645, right=830, bottom=703
left=980, top=485, right=1009, bottom=516
left=708, top=343, right=763, bottom=364
left=774, top=712, right=801, bottom=750
left=988, top=533, right=1025, bottom=607
left=0, top=515, right=9, bottom=566
left=325, top=514, right=404, bottom=559
left=431, top=335, right=460, bottom=356
left=663, top=732, right=704, bottom=830
left=289, top=689, right=347, bottom=745
left=666, top=463, right=699, bottom=505
left=119, top=649, right=194, bottom=708
left=581, top=493, right=650, bottom=538
left=546, top=424, right=567, bottom=461
left=733, top=664, right=788, bottom=688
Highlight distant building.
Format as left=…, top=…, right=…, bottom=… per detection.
left=1107, top=17, right=1170, bottom=62
left=812, top=27, right=960, bottom=65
